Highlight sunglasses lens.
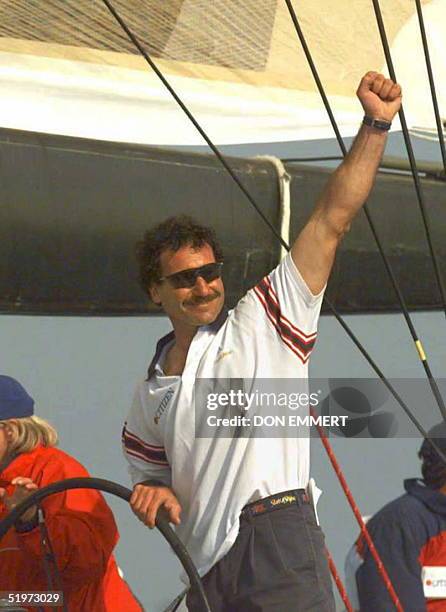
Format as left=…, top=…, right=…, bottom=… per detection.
left=170, top=270, right=196, bottom=289
left=201, top=263, right=221, bottom=283
left=168, top=263, right=222, bottom=288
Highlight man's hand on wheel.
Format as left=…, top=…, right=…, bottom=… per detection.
left=130, top=483, right=181, bottom=528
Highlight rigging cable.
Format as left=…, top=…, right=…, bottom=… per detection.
left=372, top=0, right=446, bottom=322
left=283, top=0, right=446, bottom=424
left=98, top=0, right=446, bottom=607
left=325, top=546, right=354, bottom=612
left=311, top=411, right=402, bottom=611
left=414, top=0, right=446, bottom=175
left=282, top=3, right=445, bottom=605
left=99, top=0, right=285, bottom=253
left=97, top=0, right=446, bottom=468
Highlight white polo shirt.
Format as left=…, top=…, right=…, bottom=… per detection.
left=123, top=253, right=324, bottom=578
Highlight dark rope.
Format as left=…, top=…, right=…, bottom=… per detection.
left=282, top=0, right=347, bottom=157
left=414, top=0, right=446, bottom=174
left=372, top=0, right=446, bottom=322
left=99, top=0, right=287, bottom=253
left=314, top=413, right=403, bottom=611
left=0, top=477, right=211, bottom=612
left=98, top=0, right=446, bottom=460
left=325, top=296, right=446, bottom=464
left=284, top=0, right=446, bottom=423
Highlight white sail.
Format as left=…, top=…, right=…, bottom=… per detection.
left=0, top=0, right=443, bottom=144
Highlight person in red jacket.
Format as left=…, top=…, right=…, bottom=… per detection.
left=0, top=374, right=142, bottom=611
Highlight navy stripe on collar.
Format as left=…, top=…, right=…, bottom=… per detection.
left=146, top=330, right=175, bottom=380
left=146, top=307, right=229, bottom=380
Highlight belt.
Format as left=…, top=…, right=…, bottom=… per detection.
left=241, top=488, right=310, bottom=520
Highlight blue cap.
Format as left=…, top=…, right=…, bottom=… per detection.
left=0, top=375, right=34, bottom=420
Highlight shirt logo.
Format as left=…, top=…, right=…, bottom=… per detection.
left=422, top=566, right=446, bottom=598
left=271, top=494, right=296, bottom=506
left=154, top=387, right=175, bottom=425
left=215, top=348, right=233, bottom=363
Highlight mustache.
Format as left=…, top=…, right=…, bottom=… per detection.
left=184, top=291, right=221, bottom=306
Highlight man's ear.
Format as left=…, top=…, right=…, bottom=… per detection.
left=149, top=283, right=162, bottom=305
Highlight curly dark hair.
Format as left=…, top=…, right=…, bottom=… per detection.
left=136, top=215, right=224, bottom=297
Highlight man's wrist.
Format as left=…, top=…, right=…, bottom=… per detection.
left=362, top=115, right=392, bottom=132
left=139, top=479, right=167, bottom=487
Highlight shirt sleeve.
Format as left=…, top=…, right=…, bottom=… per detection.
left=122, top=383, right=172, bottom=487
left=250, top=252, right=325, bottom=365
left=356, top=514, right=427, bottom=611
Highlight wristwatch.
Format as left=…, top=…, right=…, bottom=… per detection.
left=362, top=115, right=392, bottom=131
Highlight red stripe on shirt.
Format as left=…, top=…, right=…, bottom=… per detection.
left=122, top=425, right=169, bottom=466
left=254, top=285, right=310, bottom=364
left=254, top=278, right=317, bottom=361
left=262, top=276, right=317, bottom=340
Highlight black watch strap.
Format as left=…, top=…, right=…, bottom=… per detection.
left=363, top=115, right=392, bottom=131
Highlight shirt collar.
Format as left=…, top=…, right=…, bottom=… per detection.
left=146, top=307, right=229, bottom=380
left=146, top=330, right=175, bottom=380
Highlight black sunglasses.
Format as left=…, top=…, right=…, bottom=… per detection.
left=159, top=262, right=223, bottom=289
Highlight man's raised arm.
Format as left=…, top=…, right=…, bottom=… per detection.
left=291, top=71, right=402, bottom=295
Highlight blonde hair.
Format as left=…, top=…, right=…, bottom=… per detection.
left=1, top=415, right=58, bottom=454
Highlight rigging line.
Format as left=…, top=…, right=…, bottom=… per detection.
left=99, top=0, right=446, bottom=463
left=372, top=0, right=446, bottom=322
left=99, top=0, right=287, bottom=254
left=311, top=411, right=403, bottom=611
left=325, top=293, right=446, bottom=465
left=282, top=0, right=346, bottom=157
left=325, top=547, right=354, bottom=612
left=415, top=0, right=446, bottom=174
left=283, top=0, right=446, bottom=423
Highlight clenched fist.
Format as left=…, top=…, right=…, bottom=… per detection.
left=357, top=71, right=402, bottom=123
left=130, top=482, right=181, bottom=529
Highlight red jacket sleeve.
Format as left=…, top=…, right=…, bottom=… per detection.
left=15, top=450, right=119, bottom=587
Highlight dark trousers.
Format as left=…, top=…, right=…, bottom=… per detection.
left=186, top=500, right=335, bottom=611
